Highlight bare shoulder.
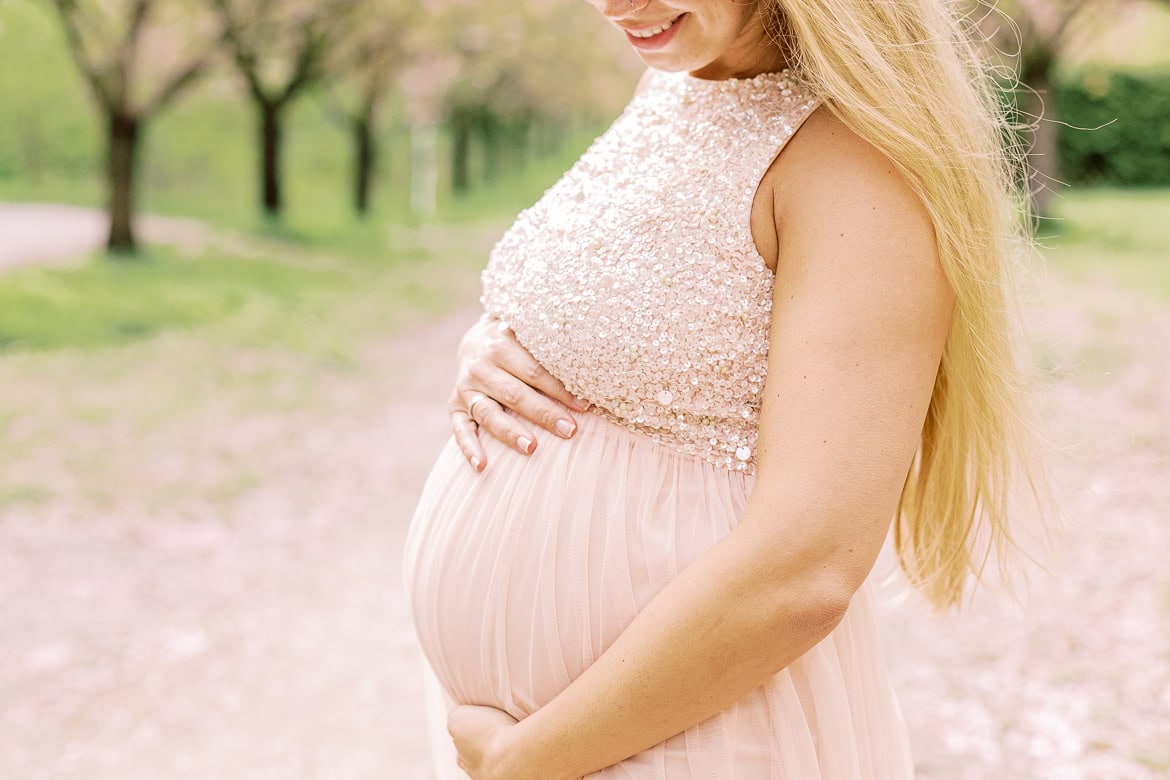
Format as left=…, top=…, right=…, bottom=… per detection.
left=770, top=106, right=939, bottom=281
left=774, top=106, right=895, bottom=184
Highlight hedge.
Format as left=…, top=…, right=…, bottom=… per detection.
left=1057, top=69, right=1170, bottom=186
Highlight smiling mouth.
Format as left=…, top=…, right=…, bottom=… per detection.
left=622, top=12, right=685, bottom=48
left=625, top=13, right=683, bottom=38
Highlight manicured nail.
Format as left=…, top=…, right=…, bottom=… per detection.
left=517, top=436, right=534, bottom=453
left=555, top=419, right=575, bottom=438
left=571, top=397, right=591, bottom=411
left=470, top=456, right=481, bottom=471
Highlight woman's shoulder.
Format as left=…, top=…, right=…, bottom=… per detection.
left=752, top=102, right=941, bottom=295
left=770, top=107, right=927, bottom=236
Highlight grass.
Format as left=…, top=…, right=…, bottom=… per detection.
left=0, top=90, right=603, bottom=238
left=1041, top=188, right=1170, bottom=300
left=0, top=215, right=505, bottom=514
left=0, top=246, right=339, bottom=352
left=0, top=221, right=494, bottom=357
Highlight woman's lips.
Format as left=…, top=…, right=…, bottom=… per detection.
left=624, top=13, right=685, bottom=50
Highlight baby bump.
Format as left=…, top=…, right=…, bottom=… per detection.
left=403, top=411, right=753, bottom=719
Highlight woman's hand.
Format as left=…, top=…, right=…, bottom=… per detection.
left=447, top=704, right=522, bottom=780
left=450, top=314, right=590, bottom=473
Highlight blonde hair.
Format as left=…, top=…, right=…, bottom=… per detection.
left=759, top=0, right=1048, bottom=609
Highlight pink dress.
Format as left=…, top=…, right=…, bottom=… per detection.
left=403, top=67, right=915, bottom=778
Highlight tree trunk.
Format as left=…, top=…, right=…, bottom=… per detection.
left=478, top=112, right=500, bottom=186
left=1023, top=64, right=1059, bottom=222
left=509, top=116, right=530, bottom=174
left=353, top=114, right=376, bottom=216
left=536, top=120, right=563, bottom=157
left=259, top=101, right=284, bottom=217
left=107, top=112, right=141, bottom=254
left=451, top=108, right=471, bottom=195
left=410, top=122, right=438, bottom=219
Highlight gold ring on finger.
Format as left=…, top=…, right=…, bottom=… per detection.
left=466, top=393, right=493, bottom=420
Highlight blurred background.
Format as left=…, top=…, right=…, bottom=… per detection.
left=0, top=0, right=1167, bottom=777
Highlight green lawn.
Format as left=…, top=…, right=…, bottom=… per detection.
left=0, top=220, right=498, bottom=359
left=1044, top=188, right=1170, bottom=300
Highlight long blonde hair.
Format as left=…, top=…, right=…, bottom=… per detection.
left=760, top=0, right=1047, bottom=610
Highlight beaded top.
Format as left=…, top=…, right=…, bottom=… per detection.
left=480, top=67, right=821, bottom=475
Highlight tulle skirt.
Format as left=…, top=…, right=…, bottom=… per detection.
left=403, top=409, right=915, bottom=778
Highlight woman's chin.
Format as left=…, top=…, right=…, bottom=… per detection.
left=634, top=51, right=700, bottom=73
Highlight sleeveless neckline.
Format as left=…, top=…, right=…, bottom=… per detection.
left=679, top=67, right=796, bottom=89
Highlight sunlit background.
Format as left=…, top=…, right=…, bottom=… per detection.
left=0, top=0, right=1167, bottom=777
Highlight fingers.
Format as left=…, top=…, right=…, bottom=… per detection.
left=450, top=316, right=595, bottom=473
left=470, top=364, right=581, bottom=444
left=448, top=394, right=486, bottom=473
left=493, top=322, right=591, bottom=414
left=459, top=380, right=539, bottom=456
left=470, top=339, right=589, bottom=441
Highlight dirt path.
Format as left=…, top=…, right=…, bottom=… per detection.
left=0, top=257, right=1167, bottom=777
left=0, top=203, right=208, bottom=269
left=881, top=277, right=1170, bottom=778
left=0, top=304, right=479, bottom=778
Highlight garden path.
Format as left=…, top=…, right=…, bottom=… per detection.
left=0, top=203, right=208, bottom=269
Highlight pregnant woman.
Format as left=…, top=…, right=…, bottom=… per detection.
left=404, top=0, right=1044, bottom=776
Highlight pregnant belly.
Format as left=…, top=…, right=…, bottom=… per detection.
left=403, top=411, right=753, bottom=718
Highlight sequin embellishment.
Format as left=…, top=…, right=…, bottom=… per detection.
left=480, top=68, right=821, bottom=475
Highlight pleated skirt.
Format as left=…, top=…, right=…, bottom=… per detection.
left=403, top=409, right=915, bottom=778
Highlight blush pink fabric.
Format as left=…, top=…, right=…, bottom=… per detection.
left=404, top=411, right=915, bottom=778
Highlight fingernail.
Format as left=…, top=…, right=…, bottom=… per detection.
left=572, top=397, right=591, bottom=411
left=555, top=419, right=575, bottom=438
left=517, top=436, right=533, bottom=454
left=470, top=456, right=481, bottom=471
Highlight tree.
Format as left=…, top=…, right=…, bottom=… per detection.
left=322, top=0, right=418, bottom=216
left=211, top=0, right=361, bottom=218
left=50, top=0, right=224, bottom=253
left=341, top=0, right=637, bottom=217
left=990, top=0, right=1168, bottom=218
left=431, top=0, right=640, bottom=195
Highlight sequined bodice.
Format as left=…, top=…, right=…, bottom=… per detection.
left=480, top=68, right=820, bottom=475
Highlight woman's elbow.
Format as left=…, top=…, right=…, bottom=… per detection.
left=764, top=572, right=856, bottom=642
left=740, top=507, right=880, bottom=641
left=803, top=579, right=855, bottom=635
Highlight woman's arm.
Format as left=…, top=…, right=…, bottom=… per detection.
left=457, top=109, right=956, bottom=780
